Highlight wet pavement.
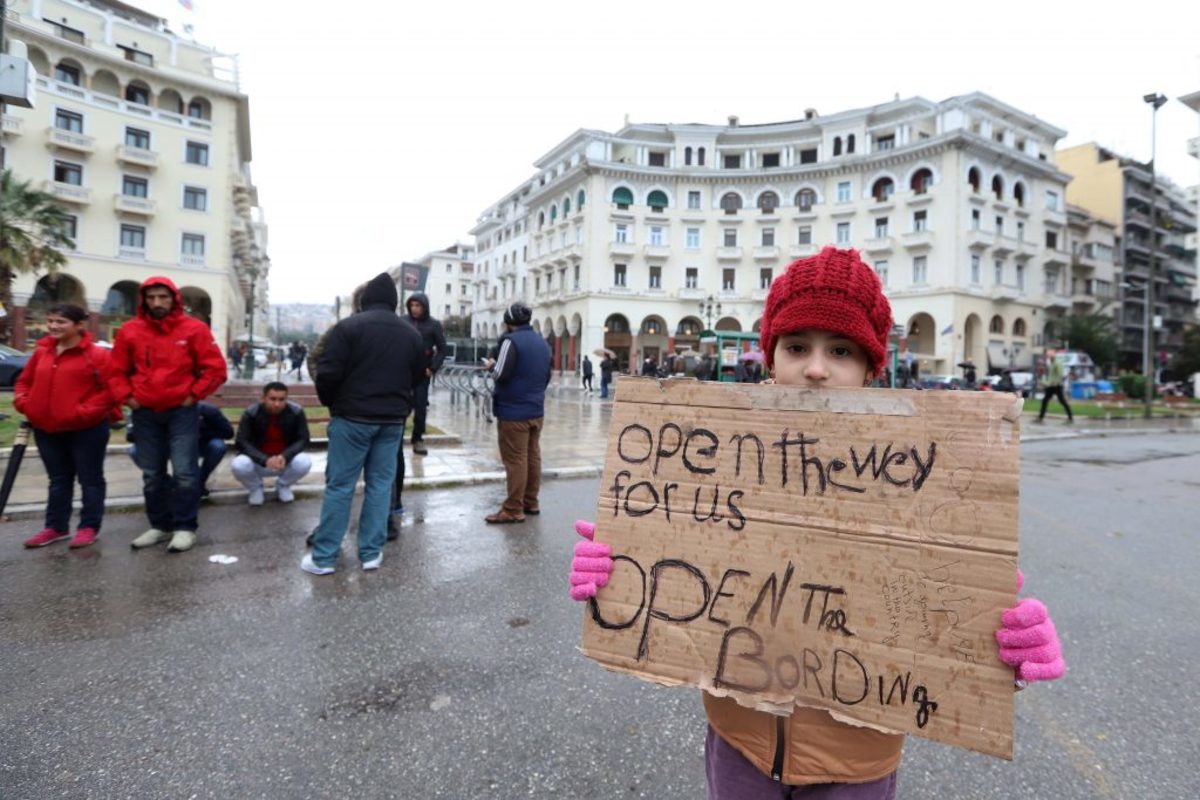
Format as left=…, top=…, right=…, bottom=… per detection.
left=2, top=430, right=1199, bottom=798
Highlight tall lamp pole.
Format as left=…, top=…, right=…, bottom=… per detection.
left=699, top=295, right=721, bottom=331
left=244, top=243, right=260, bottom=379
left=1142, top=92, right=1167, bottom=419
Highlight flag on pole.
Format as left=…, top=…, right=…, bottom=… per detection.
left=941, top=323, right=954, bottom=335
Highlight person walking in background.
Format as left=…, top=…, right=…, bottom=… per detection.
left=482, top=303, right=551, bottom=524
left=14, top=304, right=117, bottom=549
left=581, top=355, right=594, bottom=394
left=402, top=292, right=447, bottom=456
left=1036, top=347, right=1074, bottom=424
left=110, top=277, right=227, bottom=554
left=599, top=354, right=615, bottom=399
left=305, top=273, right=424, bottom=575
left=229, top=343, right=243, bottom=376
left=232, top=381, right=312, bottom=505
left=128, top=401, right=233, bottom=499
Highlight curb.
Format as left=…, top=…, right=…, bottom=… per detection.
left=0, top=433, right=461, bottom=460
left=0, top=465, right=605, bottom=522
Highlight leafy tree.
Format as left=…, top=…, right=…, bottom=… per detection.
left=1057, top=312, right=1119, bottom=375
left=0, top=169, right=76, bottom=344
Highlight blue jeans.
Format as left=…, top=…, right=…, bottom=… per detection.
left=600, top=376, right=610, bottom=398
left=129, top=438, right=226, bottom=488
left=131, top=405, right=200, bottom=532
left=311, top=417, right=402, bottom=568
left=33, top=421, right=110, bottom=532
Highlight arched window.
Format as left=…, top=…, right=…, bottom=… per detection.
left=795, top=188, right=817, bottom=210
left=992, top=175, right=1004, bottom=201
left=685, top=147, right=693, bottom=166
left=577, top=189, right=586, bottom=209
left=871, top=177, right=895, bottom=202
left=847, top=134, right=856, bottom=154
left=549, top=204, right=558, bottom=222
left=563, top=197, right=571, bottom=215
left=1013, top=318, right=1027, bottom=337
left=54, top=60, right=83, bottom=86
left=125, top=80, right=151, bottom=106
left=647, top=190, right=669, bottom=212
left=757, top=191, right=779, bottom=213
left=537, top=211, right=545, bottom=229
left=187, top=97, right=210, bottom=120
left=604, top=314, right=630, bottom=333
left=833, top=137, right=843, bottom=156
left=611, top=187, right=633, bottom=208
left=989, top=315, right=1005, bottom=334
left=910, top=168, right=933, bottom=194
left=1013, top=182, right=1026, bottom=208
left=720, top=192, right=742, bottom=215
left=968, top=167, right=981, bottom=193
left=697, top=147, right=706, bottom=166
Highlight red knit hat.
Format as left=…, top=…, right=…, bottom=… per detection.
left=760, top=246, right=893, bottom=375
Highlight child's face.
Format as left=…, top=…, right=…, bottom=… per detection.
left=772, top=329, right=872, bottom=388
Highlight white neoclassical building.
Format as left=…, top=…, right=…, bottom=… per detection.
left=0, top=0, right=267, bottom=350
left=470, top=92, right=1077, bottom=378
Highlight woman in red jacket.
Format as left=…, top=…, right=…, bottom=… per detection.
left=14, top=303, right=116, bottom=549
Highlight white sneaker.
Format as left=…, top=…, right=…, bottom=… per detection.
left=130, top=528, right=169, bottom=549
left=277, top=485, right=294, bottom=503
left=166, top=530, right=196, bottom=553
left=301, top=552, right=335, bottom=575
left=248, top=488, right=265, bottom=506
left=362, top=553, right=383, bottom=571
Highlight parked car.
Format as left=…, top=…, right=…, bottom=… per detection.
left=0, top=344, right=32, bottom=388
left=915, top=374, right=965, bottom=390
left=1008, top=371, right=1035, bottom=398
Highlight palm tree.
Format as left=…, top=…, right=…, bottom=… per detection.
left=0, top=169, right=76, bottom=344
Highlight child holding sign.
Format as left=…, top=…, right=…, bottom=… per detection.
left=569, top=247, right=1065, bottom=799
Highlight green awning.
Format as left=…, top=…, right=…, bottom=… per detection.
left=647, top=190, right=669, bottom=209
left=612, top=187, right=633, bottom=205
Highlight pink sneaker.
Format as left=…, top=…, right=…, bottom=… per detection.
left=24, top=528, right=70, bottom=548
left=69, top=528, right=99, bottom=549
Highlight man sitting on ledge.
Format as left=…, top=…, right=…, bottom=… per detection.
left=231, top=381, right=313, bottom=505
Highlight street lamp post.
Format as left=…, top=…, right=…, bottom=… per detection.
left=243, top=244, right=260, bottom=379
left=1142, top=92, right=1167, bottom=419
left=699, top=295, right=722, bottom=331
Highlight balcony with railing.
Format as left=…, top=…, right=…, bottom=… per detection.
left=901, top=230, right=934, bottom=250
left=46, top=127, right=95, bottom=154
left=113, top=194, right=156, bottom=216
left=789, top=243, right=818, bottom=258
left=42, top=180, right=91, bottom=204
left=863, top=236, right=893, bottom=253
left=643, top=244, right=671, bottom=260
left=753, top=245, right=780, bottom=261
left=717, top=247, right=744, bottom=261
left=1, top=114, right=22, bottom=135
left=116, top=144, right=159, bottom=169
left=608, top=240, right=636, bottom=258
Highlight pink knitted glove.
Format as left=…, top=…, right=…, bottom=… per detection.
left=996, top=569, right=1066, bottom=683
left=569, top=520, right=613, bottom=601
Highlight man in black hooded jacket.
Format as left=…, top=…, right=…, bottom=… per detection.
left=303, top=273, right=424, bottom=575
left=403, top=292, right=447, bottom=456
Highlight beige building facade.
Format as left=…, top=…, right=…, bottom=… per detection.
left=1057, top=142, right=1197, bottom=370
left=471, top=93, right=1073, bottom=378
left=393, top=243, right=474, bottom=323
left=1, top=0, right=267, bottom=351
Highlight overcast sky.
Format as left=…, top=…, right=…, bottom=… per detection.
left=134, top=0, right=1200, bottom=306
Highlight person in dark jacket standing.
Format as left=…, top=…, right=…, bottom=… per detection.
left=599, top=355, right=615, bottom=399
left=110, top=277, right=227, bottom=554
left=304, top=273, right=424, bottom=575
left=482, top=303, right=551, bottom=524
left=402, top=292, right=447, bottom=456
left=581, top=355, right=594, bottom=394
left=14, top=304, right=117, bottom=549
left=232, top=382, right=312, bottom=505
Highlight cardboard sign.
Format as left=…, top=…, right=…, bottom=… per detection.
left=581, top=378, right=1023, bottom=759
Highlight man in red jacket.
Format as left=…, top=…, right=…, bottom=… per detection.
left=110, top=277, right=227, bottom=553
